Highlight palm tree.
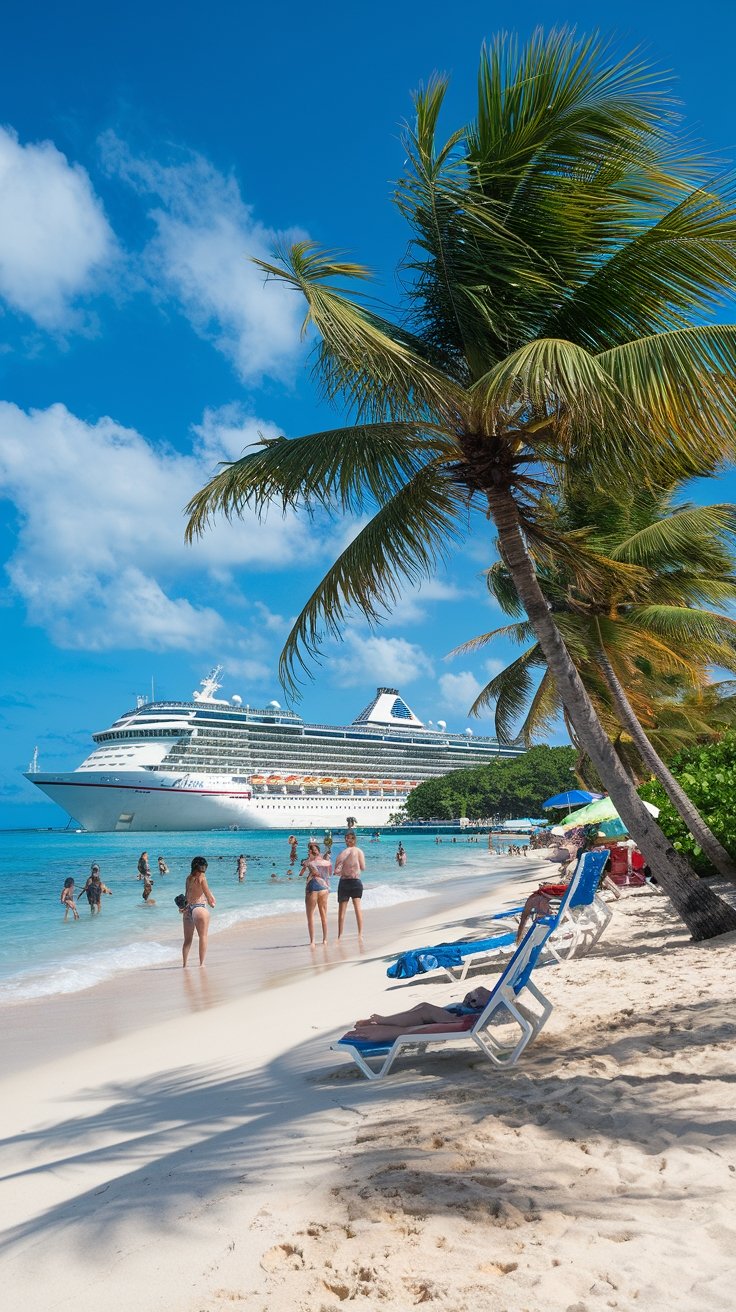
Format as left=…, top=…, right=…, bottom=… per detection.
left=186, top=32, right=736, bottom=939
left=457, top=487, right=736, bottom=879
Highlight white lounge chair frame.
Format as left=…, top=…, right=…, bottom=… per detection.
left=416, top=848, right=611, bottom=983
left=332, top=920, right=554, bottom=1081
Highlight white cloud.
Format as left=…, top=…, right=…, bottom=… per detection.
left=438, top=670, right=485, bottom=715
left=0, top=400, right=319, bottom=651
left=388, top=576, right=467, bottom=625
left=101, top=133, right=306, bottom=382
left=330, top=634, right=434, bottom=689
left=0, top=126, right=115, bottom=329
left=49, top=567, right=228, bottom=652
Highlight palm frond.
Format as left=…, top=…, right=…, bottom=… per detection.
left=485, top=560, right=525, bottom=616
left=468, top=643, right=546, bottom=740
left=449, top=620, right=536, bottom=658
left=185, top=422, right=453, bottom=538
left=252, top=241, right=460, bottom=422
left=547, top=184, right=736, bottom=349
left=597, top=325, right=736, bottom=473
left=518, top=668, right=563, bottom=746
left=609, top=502, right=736, bottom=566
left=277, top=467, right=466, bottom=694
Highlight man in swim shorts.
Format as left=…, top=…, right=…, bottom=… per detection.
left=334, top=830, right=366, bottom=940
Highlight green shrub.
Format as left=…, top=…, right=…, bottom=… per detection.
left=639, top=732, right=736, bottom=875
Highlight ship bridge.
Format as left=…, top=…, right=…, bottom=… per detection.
left=352, top=688, right=424, bottom=729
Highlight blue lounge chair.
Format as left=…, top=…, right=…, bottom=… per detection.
left=385, top=848, right=611, bottom=983
left=332, top=920, right=554, bottom=1081
left=488, top=847, right=612, bottom=966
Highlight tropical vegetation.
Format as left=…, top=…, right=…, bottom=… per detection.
left=455, top=483, right=736, bottom=880
left=186, top=32, right=736, bottom=939
left=640, top=733, right=736, bottom=876
left=403, top=745, right=577, bottom=821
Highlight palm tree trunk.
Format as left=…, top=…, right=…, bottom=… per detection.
left=485, top=483, right=736, bottom=941
left=595, top=642, right=736, bottom=884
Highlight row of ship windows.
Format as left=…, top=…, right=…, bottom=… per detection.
left=96, top=730, right=184, bottom=741
left=171, top=744, right=514, bottom=762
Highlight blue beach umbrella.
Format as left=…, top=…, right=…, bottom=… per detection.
left=542, top=789, right=600, bottom=811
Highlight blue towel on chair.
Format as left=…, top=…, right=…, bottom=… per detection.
left=387, top=932, right=517, bottom=978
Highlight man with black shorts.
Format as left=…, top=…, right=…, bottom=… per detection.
left=334, top=830, right=366, bottom=940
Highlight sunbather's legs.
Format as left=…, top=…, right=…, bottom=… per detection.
left=354, top=1001, right=454, bottom=1033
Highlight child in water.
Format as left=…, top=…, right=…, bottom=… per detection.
left=60, top=877, right=80, bottom=921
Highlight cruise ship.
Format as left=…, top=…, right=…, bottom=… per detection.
left=26, top=669, right=525, bottom=832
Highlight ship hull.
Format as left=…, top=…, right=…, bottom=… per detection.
left=27, top=772, right=402, bottom=832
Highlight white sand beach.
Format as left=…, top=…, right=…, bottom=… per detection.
left=1, top=852, right=734, bottom=1312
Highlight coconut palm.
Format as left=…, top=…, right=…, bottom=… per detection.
left=186, top=32, right=736, bottom=939
left=457, top=487, right=736, bottom=879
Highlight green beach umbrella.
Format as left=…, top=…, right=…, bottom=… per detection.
left=559, top=797, right=659, bottom=831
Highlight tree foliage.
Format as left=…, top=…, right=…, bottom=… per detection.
left=404, top=745, right=577, bottom=821
left=640, top=733, right=736, bottom=875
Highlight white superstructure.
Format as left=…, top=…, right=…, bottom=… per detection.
left=26, top=669, right=524, bottom=832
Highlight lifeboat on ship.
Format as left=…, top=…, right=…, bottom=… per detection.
left=266, top=774, right=283, bottom=785
left=395, top=780, right=407, bottom=788
left=336, top=777, right=350, bottom=787
left=381, top=780, right=395, bottom=789
left=367, top=780, right=381, bottom=790
left=284, top=775, right=301, bottom=785
left=353, top=777, right=365, bottom=786
left=320, top=777, right=335, bottom=787
left=302, top=776, right=318, bottom=785
left=409, top=780, right=418, bottom=788
left=250, top=775, right=265, bottom=785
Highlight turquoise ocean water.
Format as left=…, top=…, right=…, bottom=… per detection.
left=1, top=828, right=513, bottom=1004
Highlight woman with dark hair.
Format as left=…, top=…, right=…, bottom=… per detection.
left=181, top=857, right=215, bottom=967
left=60, top=877, right=79, bottom=921
left=299, top=840, right=332, bottom=947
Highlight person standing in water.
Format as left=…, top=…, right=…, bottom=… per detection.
left=181, top=856, right=216, bottom=966
left=396, top=842, right=407, bottom=867
left=335, top=830, right=366, bottom=940
left=137, top=851, right=150, bottom=880
left=236, top=854, right=247, bottom=882
left=157, top=856, right=169, bottom=876
left=288, top=834, right=298, bottom=864
left=79, top=866, right=112, bottom=915
left=60, top=877, right=79, bottom=921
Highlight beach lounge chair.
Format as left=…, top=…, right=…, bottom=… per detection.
left=385, top=848, right=611, bottom=983
left=488, top=847, right=612, bottom=966
left=332, top=920, right=554, bottom=1081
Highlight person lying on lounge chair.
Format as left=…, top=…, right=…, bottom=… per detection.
left=346, top=985, right=492, bottom=1043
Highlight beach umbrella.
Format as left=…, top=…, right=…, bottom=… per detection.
left=542, top=789, right=600, bottom=811
left=559, top=797, right=659, bottom=831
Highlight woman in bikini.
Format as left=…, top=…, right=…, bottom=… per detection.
left=60, top=877, right=80, bottom=921
left=347, top=985, right=492, bottom=1042
left=299, top=840, right=332, bottom=947
left=181, top=856, right=216, bottom=967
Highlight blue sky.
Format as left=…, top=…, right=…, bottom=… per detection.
left=2, top=0, right=736, bottom=827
